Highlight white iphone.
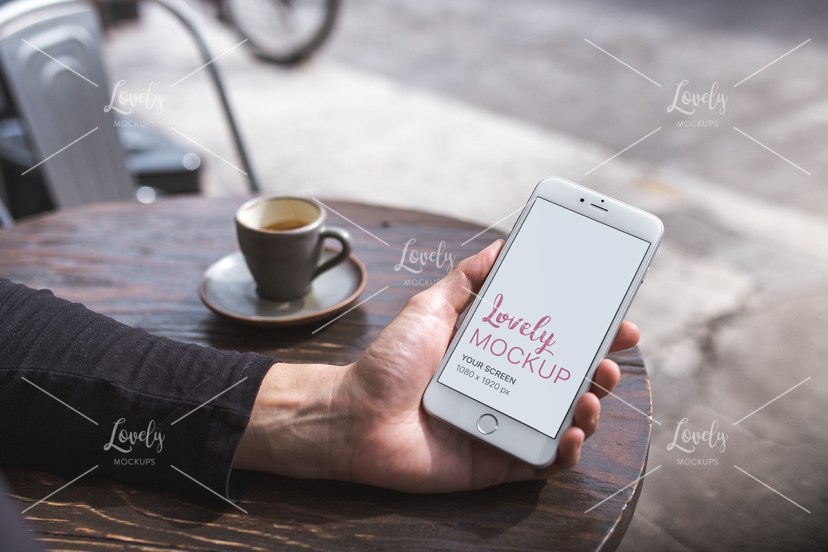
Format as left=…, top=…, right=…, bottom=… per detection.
left=423, top=176, right=663, bottom=467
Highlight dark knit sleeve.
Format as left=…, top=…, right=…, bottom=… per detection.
left=0, top=278, right=275, bottom=501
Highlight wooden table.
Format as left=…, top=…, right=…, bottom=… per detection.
left=0, top=197, right=652, bottom=551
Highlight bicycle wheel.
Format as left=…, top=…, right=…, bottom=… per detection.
left=227, top=0, right=341, bottom=65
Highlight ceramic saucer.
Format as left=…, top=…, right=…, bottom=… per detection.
left=199, top=250, right=367, bottom=327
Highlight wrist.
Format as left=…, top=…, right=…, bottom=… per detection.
left=233, top=362, right=354, bottom=481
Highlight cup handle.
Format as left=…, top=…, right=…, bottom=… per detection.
left=314, top=226, right=352, bottom=279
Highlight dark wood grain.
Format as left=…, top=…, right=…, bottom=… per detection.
left=0, top=197, right=652, bottom=551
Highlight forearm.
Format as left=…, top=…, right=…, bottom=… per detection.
left=0, top=278, right=274, bottom=497
left=234, top=362, right=354, bottom=482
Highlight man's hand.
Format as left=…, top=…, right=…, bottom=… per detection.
left=235, top=240, right=639, bottom=492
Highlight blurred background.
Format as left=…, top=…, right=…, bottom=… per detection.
left=2, top=0, right=826, bottom=549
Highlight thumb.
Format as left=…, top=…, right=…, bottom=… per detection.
left=411, top=239, right=504, bottom=326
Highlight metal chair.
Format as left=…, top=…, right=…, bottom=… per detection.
left=0, top=0, right=136, bottom=208
left=0, top=0, right=258, bottom=216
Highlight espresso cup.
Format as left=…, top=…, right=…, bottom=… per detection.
left=235, top=197, right=352, bottom=301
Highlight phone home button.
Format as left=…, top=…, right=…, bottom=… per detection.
left=476, top=414, right=498, bottom=435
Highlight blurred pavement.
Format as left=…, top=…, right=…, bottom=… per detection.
left=103, top=0, right=826, bottom=549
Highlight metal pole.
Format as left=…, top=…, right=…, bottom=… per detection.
left=150, top=0, right=260, bottom=193
left=0, top=197, right=12, bottom=228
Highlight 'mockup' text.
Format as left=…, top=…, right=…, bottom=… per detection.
left=469, top=293, right=570, bottom=383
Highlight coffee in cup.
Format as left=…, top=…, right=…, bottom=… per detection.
left=235, top=197, right=352, bottom=301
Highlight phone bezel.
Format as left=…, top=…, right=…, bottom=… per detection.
left=422, top=176, right=663, bottom=467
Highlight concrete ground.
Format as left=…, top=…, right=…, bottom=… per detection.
left=101, top=0, right=826, bottom=549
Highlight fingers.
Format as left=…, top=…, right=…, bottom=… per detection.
left=609, top=321, right=640, bottom=352
left=519, top=389, right=609, bottom=480
left=531, top=423, right=586, bottom=479
left=410, top=239, right=504, bottom=323
left=523, top=356, right=624, bottom=481
left=553, top=426, right=584, bottom=470
left=573, top=392, right=601, bottom=438
left=589, top=358, right=621, bottom=399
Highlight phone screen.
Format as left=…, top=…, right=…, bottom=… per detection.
left=437, top=197, right=651, bottom=438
